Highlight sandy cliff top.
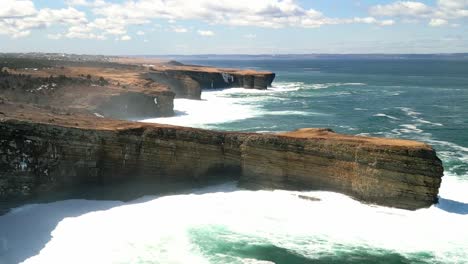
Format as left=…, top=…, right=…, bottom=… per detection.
left=280, top=128, right=431, bottom=149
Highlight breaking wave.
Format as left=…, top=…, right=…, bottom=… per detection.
left=3, top=176, right=464, bottom=264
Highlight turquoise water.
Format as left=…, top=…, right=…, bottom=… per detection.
left=1, top=59, right=468, bottom=264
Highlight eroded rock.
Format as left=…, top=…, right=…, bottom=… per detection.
left=0, top=105, right=443, bottom=210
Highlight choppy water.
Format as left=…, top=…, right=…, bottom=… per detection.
left=1, top=59, right=468, bottom=263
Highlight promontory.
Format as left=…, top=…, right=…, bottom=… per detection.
left=0, top=54, right=443, bottom=212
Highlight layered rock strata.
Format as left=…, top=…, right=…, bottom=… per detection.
left=0, top=104, right=443, bottom=210
left=0, top=67, right=175, bottom=119
left=147, top=66, right=276, bottom=99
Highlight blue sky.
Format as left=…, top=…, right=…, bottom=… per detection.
left=0, top=0, right=467, bottom=54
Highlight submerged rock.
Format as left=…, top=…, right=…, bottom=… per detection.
left=297, top=195, right=321, bottom=202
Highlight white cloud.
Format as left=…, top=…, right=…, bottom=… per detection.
left=429, top=18, right=448, bottom=26
left=380, top=20, right=396, bottom=26
left=136, top=30, right=145, bottom=35
left=47, top=33, right=62, bottom=40
left=66, top=0, right=106, bottom=7
left=121, top=35, right=131, bottom=41
left=0, top=7, right=87, bottom=38
left=370, top=1, right=432, bottom=17
left=0, top=0, right=36, bottom=18
left=172, top=26, right=188, bottom=33
left=370, top=0, right=468, bottom=23
left=6, top=0, right=465, bottom=40
left=197, top=30, right=214, bottom=36
left=65, top=24, right=99, bottom=39
left=87, top=18, right=126, bottom=35
left=244, top=34, right=256, bottom=39
left=435, top=0, right=468, bottom=18
left=437, top=0, right=468, bottom=9
left=89, top=0, right=395, bottom=32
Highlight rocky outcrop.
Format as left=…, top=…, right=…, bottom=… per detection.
left=93, top=91, right=174, bottom=119
left=0, top=105, right=443, bottom=210
left=0, top=67, right=175, bottom=119
left=241, top=128, right=443, bottom=210
left=147, top=66, right=275, bottom=99
left=146, top=71, right=202, bottom=99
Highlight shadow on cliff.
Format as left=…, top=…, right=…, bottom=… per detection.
left=436, top=197, right=468, bottom=215
left=0, top=180, right=238, bottom=263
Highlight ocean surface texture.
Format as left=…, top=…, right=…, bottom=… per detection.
left=1, top=58, right=467, bottom=264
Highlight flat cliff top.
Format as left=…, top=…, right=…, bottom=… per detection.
left=113, top=56, right=274, bottom=76
left=11, top=66, right=170, bottom=94
left=0, top=101, right=164, bottom=130
left=280, top=128, right=432, bottom=149
left=154, top=65, right=274, bottom=76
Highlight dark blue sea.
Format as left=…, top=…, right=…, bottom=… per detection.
left=1, top=58, right=467, bottom=264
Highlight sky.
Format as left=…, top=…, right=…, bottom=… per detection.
left=0, top=0, right=467, bottom=55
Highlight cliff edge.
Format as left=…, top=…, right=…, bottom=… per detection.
left=0, top=103, right=443, bottom=210
left=146, top=64, right=276, bottom=99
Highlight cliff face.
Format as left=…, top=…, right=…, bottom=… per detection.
left=0, top=105, right=443, bottom=210
left=146, top=71, right=202, bottom=99
left=147, top=67, right=276, bottom=99
left=94, top=91, right=174, bottom=118
left=241, top=128, right=443, bottom=210
left=0, top=68, right=175, bottom=119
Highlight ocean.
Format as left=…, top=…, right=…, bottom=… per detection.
left=1, top=58, right=467, bottom=263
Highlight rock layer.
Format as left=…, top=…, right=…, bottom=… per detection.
left=0, top=105, right=443, bottom=210
left=0, top=66, right=175, bottom=119
left=147, top=66, right=276, bottom=99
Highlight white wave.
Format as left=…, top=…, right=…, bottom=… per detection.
left=141, top=84, right=328, bottom=128
left=141, top=90, right=263, bottom=128
left=438, top=173, right=468, bottom=204
left=428, top=139, right=468, bottom=154
left=11, top=178, right=467, bottom=264
left=269, top=82, right=304, bottom=92
left=415, top=118, right=444, bottom=126
left=397, top=107, right=443, bottom=126
left=397, top=124, right=424, bottom=134
left=373, top=113, right=400, bottom=120
left=264, top=110, right=325, bottom=116
left=398, top=107, right=422, bottom=117
left=271, top=82, right=366, bottom=92
left=309, top=82, right=366, bottom=90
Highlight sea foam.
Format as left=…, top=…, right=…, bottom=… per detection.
left=10, top=176, right=468, bottom=264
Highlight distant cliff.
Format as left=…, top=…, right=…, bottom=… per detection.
left=0, top=103, right=443, bottom=210
left=147, top=65, right=276, bottom=99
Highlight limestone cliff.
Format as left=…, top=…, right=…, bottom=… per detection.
left=0, top=104, right=443, bottom=210
left=241, top=128, right=443, bottom=210
left=147, top=66, right=276, bottom=99
left=0, top=67, right=175, bottom=119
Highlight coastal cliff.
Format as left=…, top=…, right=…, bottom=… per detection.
left=0, top=103, right=443, bottom=210
left=0, top=66, right=175, bottom=119
left=147, top=66, right=276, bottom=99
left=241, top=128, right=443, bottom=210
